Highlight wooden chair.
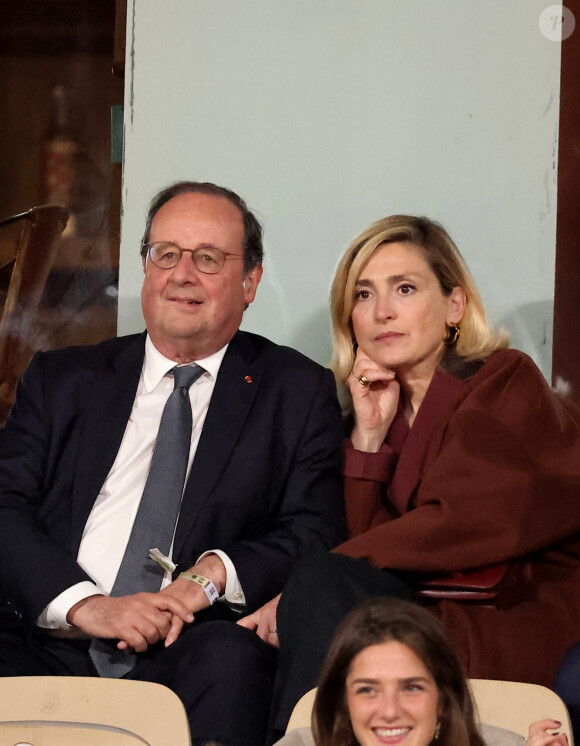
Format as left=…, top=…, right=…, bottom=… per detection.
left=469, top=678, right=573, bottom=742
left=0, top=676, right=192, bottom=745
left=286, top=688, right=316, bottom=734
left=0, top=204, right=69, bottom=424
left=286, top=680, right=574, bottom=744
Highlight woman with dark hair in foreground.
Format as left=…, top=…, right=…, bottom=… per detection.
left=240, top=215, right=580, bottom=740
left=274, top=598, right=566, bottom=746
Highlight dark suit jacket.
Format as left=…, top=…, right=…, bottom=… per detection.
left=0, top=330, right=345, bottom=631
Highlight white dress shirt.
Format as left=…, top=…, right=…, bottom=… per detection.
left=38, top=335, right=245, bottom=628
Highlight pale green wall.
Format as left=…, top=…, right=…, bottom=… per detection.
left=119, top=0, right=561, bottom=378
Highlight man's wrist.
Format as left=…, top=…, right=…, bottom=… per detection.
left=191, top=553, right=227, bottom=595
left=66, top=593, right=105, bottom=628
left=38, top=581, right=104, bottom=630
left=178, top=573, right=219, bottom=604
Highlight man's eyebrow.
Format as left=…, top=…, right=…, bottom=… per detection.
left=160, top=241, right=221, bottom=251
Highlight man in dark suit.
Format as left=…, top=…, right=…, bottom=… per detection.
left=0, top=182, right=344, bottom=746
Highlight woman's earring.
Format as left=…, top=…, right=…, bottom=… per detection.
left=433, top=721, right=441, bottom=740
left=444, top=323, right=461, bottom=346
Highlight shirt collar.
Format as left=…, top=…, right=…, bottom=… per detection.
left=143, top=334, right=229, bottom=392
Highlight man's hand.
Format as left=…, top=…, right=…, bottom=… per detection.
left=67, top=593, right=194, bottom=652
left=161, top=553, right=227, bottom=647
left=237, top=593, right=281, bottom=648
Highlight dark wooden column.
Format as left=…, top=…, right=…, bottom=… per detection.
left=553, top=1, right=580, bottom=401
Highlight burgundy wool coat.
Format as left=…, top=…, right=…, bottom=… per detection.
left=335, top=348, right=580, bottom=686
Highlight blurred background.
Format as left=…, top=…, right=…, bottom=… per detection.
left=0, top=0, right=121, bottom=353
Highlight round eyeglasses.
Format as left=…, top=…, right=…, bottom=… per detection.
left=145, top=242, right=244, bottom=274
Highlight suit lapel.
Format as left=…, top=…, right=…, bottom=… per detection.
left=174, top=332, right=261, bottom=555
left=70, top=335, right=146, bottom=548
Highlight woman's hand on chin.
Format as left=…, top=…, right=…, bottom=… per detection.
left=349, top=350, right=400, bottom=452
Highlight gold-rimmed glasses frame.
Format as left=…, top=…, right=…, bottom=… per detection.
left=144, top=241, right=245, bottom=275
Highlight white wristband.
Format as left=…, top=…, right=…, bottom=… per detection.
left=179, top=572, right=219, bottom=605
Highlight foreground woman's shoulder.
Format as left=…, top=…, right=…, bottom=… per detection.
left=480, top=723, right=526, bottom=745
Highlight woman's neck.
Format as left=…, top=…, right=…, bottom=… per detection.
left=400, top=380, right=430, bottom=427
left=398, top=361, right=441, bottom=427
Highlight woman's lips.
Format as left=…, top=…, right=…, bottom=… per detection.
left=375, top=332, right=404, bottom=342
left=372, top=726, right=411, bottom=744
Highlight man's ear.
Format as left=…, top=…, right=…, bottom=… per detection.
left=243, top=264, right=263, bottom=306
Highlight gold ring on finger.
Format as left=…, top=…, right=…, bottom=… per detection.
left=355, top=374, right=370, bottom=387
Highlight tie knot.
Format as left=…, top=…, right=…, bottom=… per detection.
left=172, top=364, right=204, bottom=391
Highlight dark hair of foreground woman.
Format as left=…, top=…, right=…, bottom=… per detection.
left=312, top=598, right=485, bottom=746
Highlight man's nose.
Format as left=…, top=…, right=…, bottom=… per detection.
left=169, top=251, right=200, bottom=282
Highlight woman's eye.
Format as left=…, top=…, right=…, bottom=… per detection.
left=355, top=685, right=376, bottom=696
left=355, top=290, right=371, bottom=301
left=397, top=284, right=416, bottom=295
left=403, top=683, right=423, bottom=693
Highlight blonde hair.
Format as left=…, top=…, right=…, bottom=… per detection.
left=330, top=215, right=509, bottom=383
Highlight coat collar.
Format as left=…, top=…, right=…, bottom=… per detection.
left=386, top=361, right=477, bottom=515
